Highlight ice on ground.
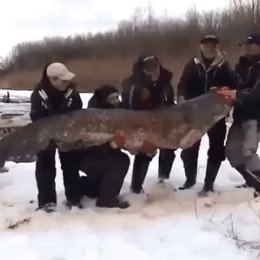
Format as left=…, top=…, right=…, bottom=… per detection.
left=0, top=90, right=259, bottom=260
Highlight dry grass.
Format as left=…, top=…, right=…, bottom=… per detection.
left=0, top=50, right=239, bottom=93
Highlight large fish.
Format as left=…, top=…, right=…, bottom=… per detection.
left=0, top=90, right=233, bottom=167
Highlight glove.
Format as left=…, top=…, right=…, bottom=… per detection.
left=216, top=88, right=236, bottom=101
left=139, top=140, right=158, bottom=155
left=110, top=131, right=125, bottom=149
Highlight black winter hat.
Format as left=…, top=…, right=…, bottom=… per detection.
left=133, top=54, right=159, bottom=73
left=142, top=56, right=159, bottom=71
left=94, top=85, right=118, bottom=101
left=200, top=35, right=219, bottom=44
left=239, top=33, right=260, bottom=46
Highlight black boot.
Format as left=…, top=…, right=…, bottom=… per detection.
left=200, top=160, right=221, bottom=194
left=233, top=165, right=260, bottom=194
left=66, top=200, right=83, bottom=210
left=179, top=144, right=200, bottom=190
left=130, top=155, right=151, bottom=194
left=235, top=165, right=254, bottom=188
left=36, top=202, right=56, bottom=213
left=179, top=180, right=196, bottom=190
left=178, top=162, right=197, bottom=190
left=238, top=168, right=260, bottom=194
left=158, top=149, right=176, bottom=181
left=96, top=198, right=130, bottom=209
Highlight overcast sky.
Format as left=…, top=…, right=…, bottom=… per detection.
left=1, top=0, right=229, bottom=58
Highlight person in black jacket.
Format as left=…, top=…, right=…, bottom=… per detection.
left=223, top=33, right=260, bottom=193
left=79, top=85, right=130, bottom=208
left=30, top=62, right=83, bottom=212
left=121, top=54, right=176, bottom=193
left=177, top=35, right=234, bottom=195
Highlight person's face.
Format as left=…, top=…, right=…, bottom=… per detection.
left=49, top=77, right=71, bottom=91
left=106, top=92, right=120, bottom=107
left=143, top=62, right=160, bottom=81
left=242, top=43, right=260, bottom=57
left=200, top=42, right=219, bottom=58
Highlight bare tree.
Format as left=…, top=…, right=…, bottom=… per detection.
left=231, top=0, right=260, bottom=25
left=147, top=0, right=153, bottom=28
left=131, top=7, right=144, bottom=32
left=202, top=11, right=222, bottom=33
left=2, top=0, right=260, bottom=74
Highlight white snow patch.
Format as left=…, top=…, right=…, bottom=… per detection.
left=0, top=90, right=259, bottom=259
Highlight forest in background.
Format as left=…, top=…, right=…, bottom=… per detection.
left=0, top=0, right=259, bottom=91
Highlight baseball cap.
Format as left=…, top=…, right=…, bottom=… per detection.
left=200, top=35, right=219, bottom=44
left=46, top=62, right=75, bottom=81
left=239, top=34, right=260, bottom=45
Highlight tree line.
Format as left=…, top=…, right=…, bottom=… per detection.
left=0, top=0, right=259, bottom=76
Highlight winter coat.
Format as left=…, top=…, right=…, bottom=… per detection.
left=84, top=85, right=122, bottom=155
left=177, top=52, right=235, bottom=99
left=121, top=56, right=174, bottom=110
left=31, top=64, right=83, bottom=205
left=30, top=64, right=82, bottom=122
left=233, top=55, right=260, bottom=122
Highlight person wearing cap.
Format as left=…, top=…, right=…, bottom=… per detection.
left=30, top=62, right=83, bottom=212
left=121, top=54, right=176, bottom=194
left=78, top=85, right=130, bottom=209
left=221, top=33, right=260, bottom=194
left=177, top=35, right=234, bottom=195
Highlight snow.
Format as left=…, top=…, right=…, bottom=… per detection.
left=0, top=90, right=260, bottom=259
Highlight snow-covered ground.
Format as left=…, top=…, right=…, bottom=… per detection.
left=0, top=90, right=260, bottom=260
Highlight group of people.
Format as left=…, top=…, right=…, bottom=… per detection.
left=29, top=32, right=260, bottom=213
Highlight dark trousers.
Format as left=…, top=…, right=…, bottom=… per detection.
left=35, top=150, right=81, bottom=208
left=158, top=149, right=176, bottom=179
left=180, top=119, right=226, bottom=185
left=131, top=154, right=153, bottom=193
left=79, top=150, right=130, bottom=205
left=130, top=149, right=176, bottom=193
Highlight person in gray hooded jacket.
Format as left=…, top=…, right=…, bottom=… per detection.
left=220, top=33, right=260, bottom=194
